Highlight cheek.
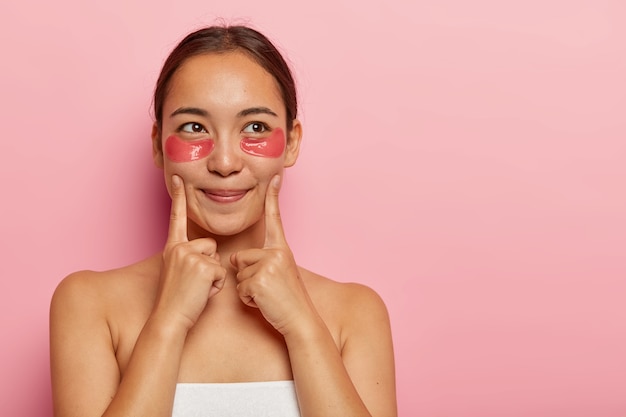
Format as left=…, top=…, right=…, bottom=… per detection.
left=240, top=128, right=286, bottom=158
left=164, top=135, right=214, bottom=163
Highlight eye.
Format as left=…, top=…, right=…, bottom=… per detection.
left=179, top=122, right=207, bottom=133
left=242, top=122, right=268, bottom=134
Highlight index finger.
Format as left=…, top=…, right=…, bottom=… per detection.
left=168, top=174, right=189, bottom=244
left=264, top=175, right=287, bottom=248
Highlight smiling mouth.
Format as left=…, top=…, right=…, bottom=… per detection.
left=202, top=189, right=249, bottom=203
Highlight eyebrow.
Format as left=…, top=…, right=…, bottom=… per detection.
left=169, top=107, right=209, bottom=118
left=169, top=106, right=279, bottom=119
left=237, top=107, right=278, bottom=118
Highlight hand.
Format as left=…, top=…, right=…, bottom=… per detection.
left=155, top=175, right=226, bottom=330
left=230, top=175, right=316, bottom=335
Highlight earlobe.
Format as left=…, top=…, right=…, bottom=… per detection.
left=151, top=123, right=164, bottom=168
left=284, top=120, right=302, bottom=168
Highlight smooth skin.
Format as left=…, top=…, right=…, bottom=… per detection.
left=50, top=51, right=397, bottom=417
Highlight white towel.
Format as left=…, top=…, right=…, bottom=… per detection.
left=172, top=380, right=301, bottom=417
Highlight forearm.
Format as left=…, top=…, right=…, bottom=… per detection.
left=285, top=318, right=372, bottom=417
left=102, top=314, right=187, bottom=417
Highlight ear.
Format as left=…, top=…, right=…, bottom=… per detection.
left=283, top=119, right=302, bottom=168
left=152, top=123, right=164, bottom=168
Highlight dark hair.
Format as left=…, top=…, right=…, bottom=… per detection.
left=153, top=25, right=298, bottom=135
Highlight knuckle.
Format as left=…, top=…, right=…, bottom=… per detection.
left=267, top=212, right=282, bottom=222
left=251, top=272, right=271, bottom=290
left=169, top=214, right=180, bottom=227
left=272, top=249, right=290, bottom=263
left=172, top=184, right=185, bottom=197
left=169, top=242, right=188, bottom=258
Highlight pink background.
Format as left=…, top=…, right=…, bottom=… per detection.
left=1, top=1, right=625, bottom=416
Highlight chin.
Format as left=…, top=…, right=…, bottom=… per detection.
left=193, top=216, right=260, bottom=239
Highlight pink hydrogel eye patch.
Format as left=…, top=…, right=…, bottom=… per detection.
left=240, top=128, right=286, bottom=158
left=164, top=135, right=214, bottom=162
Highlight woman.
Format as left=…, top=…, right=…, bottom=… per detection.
left=50, top=25, right=397, bottom=417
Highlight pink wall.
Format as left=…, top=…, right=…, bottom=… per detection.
left=1, top=1, right=625, bottom=415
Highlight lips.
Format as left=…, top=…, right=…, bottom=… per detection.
left=202, top=188, right=249, bottom=203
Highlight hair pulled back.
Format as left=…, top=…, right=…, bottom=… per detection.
left=153, top=25, right=298, bottom=133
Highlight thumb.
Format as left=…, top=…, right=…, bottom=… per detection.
left=264, top=175, right=287, bottom=247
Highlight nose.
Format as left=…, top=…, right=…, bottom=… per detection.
left=206, top=135, right=243, bottom=177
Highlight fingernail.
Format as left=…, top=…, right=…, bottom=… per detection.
left=272, top=175, right=281, bottom=188
left=172, top=175, right=181, bottom=188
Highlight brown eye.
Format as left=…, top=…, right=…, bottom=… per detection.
left=243, top=122, right=267, bottom=134
left=180, top=122, right=207, bottom=133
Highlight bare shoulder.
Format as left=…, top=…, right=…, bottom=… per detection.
left=50, top=255, right=161, bottom=322
left=52, top=254, right=160, bottom=298
left=300, top=266, right=388, bottom=311
left=298, top=267, right=391, bottom=346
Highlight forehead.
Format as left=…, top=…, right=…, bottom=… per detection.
left=164, top=51, right=285, bottom=117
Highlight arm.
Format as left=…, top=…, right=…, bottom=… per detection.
left=285, top=284, right=397, bottom=417
left=50, top=272, right=188, bottom=417
left=50, top=175, right=226, bottom=417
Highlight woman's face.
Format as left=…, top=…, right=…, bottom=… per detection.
left=152, top=51, right=302, bottom=238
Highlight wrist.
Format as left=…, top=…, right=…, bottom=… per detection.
left=144, top=309, right=192, bottom=341
left=282, top=314, right=332, bottom=349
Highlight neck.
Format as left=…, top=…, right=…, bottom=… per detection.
left=187, top=219, right=266, bottom=263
